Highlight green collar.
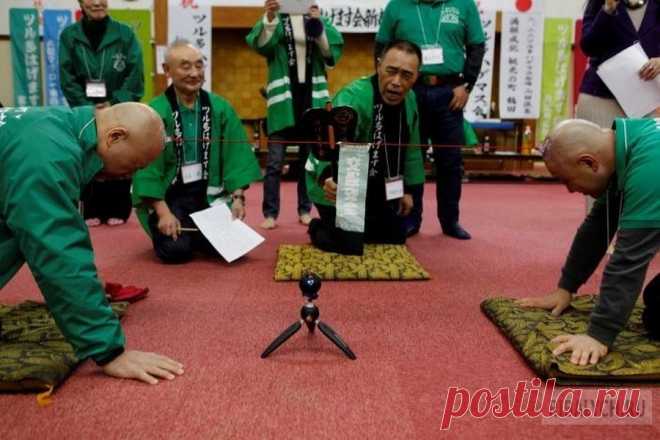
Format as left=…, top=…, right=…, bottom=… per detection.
left=71, top=16, right=121, bottom=52
left=72, top=106, right=104, bottom=182
left=614, top=119, right=630, bottom=192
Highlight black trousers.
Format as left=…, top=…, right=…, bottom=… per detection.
left=148, top=182, right=218, bottom=264
left=411, top=83, right=466, bottom=230
left=309, top=202, right=406, bottom=256
left=81, top=179, right=132, bottom=222
left=643, top=273, right=660, bottom=340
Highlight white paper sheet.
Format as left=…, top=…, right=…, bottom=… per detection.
left=280, top=0, right=313, bottom=15
left=597, top=43, right=660, bottom=118
left=190, top=204, right=265, bottom=263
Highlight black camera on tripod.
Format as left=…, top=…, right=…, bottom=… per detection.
left=261, top=272, right=356, bottom=360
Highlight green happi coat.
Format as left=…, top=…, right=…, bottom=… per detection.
left=305, top=76, right=426, bottom=206
left=132, top=92, right=262, bottom=235
left=0, top=106, right=125, bottom=364
left=59, top=16, right=144, bottom=106
left=246, top=15, right=344, bottom=134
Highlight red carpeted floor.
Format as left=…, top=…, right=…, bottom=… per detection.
left=1, top=182, right=658, bottom=439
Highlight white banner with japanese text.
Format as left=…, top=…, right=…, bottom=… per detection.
left=318, top=0, right=384, bottom=33
left=464, top=9, right=496, bottom=121
left=168, top=1, right=212, bottom=87
left=498, top=12, right=545, bottom=119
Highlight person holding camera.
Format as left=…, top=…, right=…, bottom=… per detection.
left=247, top=0, right=344, bottom=230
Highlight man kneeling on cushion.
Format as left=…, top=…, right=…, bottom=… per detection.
left=1, top=103, right=183, bottom=384
left=519, top=118, right=660, bottom=366
left=305, top=40, right=425, bottom=255
left=133, top=40, right=261, bottom=263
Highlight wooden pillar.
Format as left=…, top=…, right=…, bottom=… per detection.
left=153, top=0, right=168, bottom=96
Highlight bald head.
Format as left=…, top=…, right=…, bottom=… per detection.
left=542, top=119, right=616, bottom=197
left=95, top=102, right=165, bottom=176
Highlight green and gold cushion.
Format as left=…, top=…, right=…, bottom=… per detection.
left=274, top=244, right=430, bottom=281
left=482, top=296, right=660, bottom=384
left=0, top=301, right=128, bottom=393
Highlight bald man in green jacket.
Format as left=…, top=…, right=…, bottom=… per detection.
left=0, top=103, right=183, bottom=384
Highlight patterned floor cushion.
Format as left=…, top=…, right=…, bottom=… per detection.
left=482, top=296, right=660, bottom=385
left=0, top=301, right=128, bottom=393
left=274, top=244, right=430, bottom=281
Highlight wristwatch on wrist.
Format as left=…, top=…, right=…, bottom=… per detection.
left=232, top=193, right=246, bottom=203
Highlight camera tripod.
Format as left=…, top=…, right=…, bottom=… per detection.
left=260, top=273, right=356, bottom=360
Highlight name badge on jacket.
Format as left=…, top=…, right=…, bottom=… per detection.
left=422, top=46, right=444, bottom=65
left=86, top=80, right=107, bottom=99
left=385, top=176, right=404, bottom=201
left=181, top=163, right=203, bottom=184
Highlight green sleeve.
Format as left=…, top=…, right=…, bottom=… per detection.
left=5, top=132, right=125, bottom=362
left=404, top=93, right=425, bottom=186
left=466, top=0, right=486, bottom=45
left=246, top=17, right=285, bottom=57
left=111, top=32, right=145, bottom=104
left=219, top=102, right=262, bottom=192
left=322, top=18, right=344, bottom=67
left=59, top=32, right=93, bottom=107
left=375, top=1, right=396, bottom=44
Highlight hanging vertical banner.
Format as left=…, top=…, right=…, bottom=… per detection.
left=112, top=9, right=154, bottom=102
left=168, top=1, right=212, bottom=87
left=538, top=18, right=573, bottom=141
left=336, top=143, right=371, bottom=233
left=43, top=9, right=71, bottom=106
left=318, top=0, right=385, bottom=33
left=499, top=12, right=544, bottom=119
left=464, top=9, right=496, bottom=121
left=10, top=8, right=42, bottom=107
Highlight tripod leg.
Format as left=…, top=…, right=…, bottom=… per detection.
left=261, top=321, right=302, bottom=359
left=318, top=321, right=357, bottom=360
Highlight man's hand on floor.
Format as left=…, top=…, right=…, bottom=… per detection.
left=516, top=288, right=572, bottom=316
left=103, top=350, right=184, bottom=385
left=551, top=334, right=608, bottom=366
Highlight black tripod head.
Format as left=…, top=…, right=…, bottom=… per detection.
left=299, top=272, right=321, bottom=301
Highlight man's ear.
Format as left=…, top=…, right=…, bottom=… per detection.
left=578, top=154, right=599, bottom=172
left=107, top=127, right=128, bottom=146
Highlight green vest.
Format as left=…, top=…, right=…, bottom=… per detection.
left=614, top=118, right=660, bottom=229
left=59, top=16, right=144, bottom=106
left=132, top=92, right=263, bottom=236
left=0, top=106, right=125, bottom=363
left=246, top=15, right=344, bottom=134
left=376, top=0, right=485, bottom=76
left=305, top=76, right=426, bottom=206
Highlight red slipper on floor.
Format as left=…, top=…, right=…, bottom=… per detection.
left=105, top=282, right=149, bottom=303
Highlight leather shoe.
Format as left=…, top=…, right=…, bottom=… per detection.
left=442, top=223, right=471, bottom=240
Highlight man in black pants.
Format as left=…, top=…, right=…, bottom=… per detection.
left=375, top=0, right=486, bottom=239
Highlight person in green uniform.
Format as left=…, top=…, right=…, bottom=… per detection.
left=0, top=102, right=184, bottom=384
left=305, top=40, right=425, bottom=255
left=376, top=0, right=485, bottom=240
left=247, top=0, right=344, bottom=230
left=59, top=0, right=145, bottom=227
left=132, top=41, right=262, bottom=264
left=519, top=118, right=660, bottom=366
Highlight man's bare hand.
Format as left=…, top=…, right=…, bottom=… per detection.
left=399, top=194, right=413, bottom=216
left=449, top=85, right=469, bottom=111
left=551, top=334, right=608, bottom=366
left=265, top=0, right=279, bottom=21
left=639, top=57, right=660, bottom=81
left=231, top=199, right=246, bottom=220
left=158, top=211, right=181, bottom=240
left=516, top=288, right=572, bottom=317
left=102, top=350, right=184, bottom=385
left=309, top=4, right=320, bottom=18
left=323, top=177, right=337, bottom=201
left=604, top=0, right=619, bottom=13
